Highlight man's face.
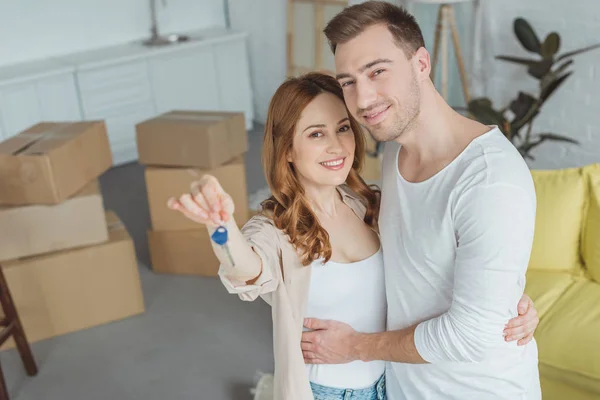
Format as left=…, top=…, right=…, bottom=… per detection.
left=335, top=24, right=421, bottom=142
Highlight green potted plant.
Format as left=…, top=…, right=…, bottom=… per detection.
left=467, top=17, right=600, bottom=160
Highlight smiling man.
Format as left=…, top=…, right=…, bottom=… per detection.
left=301, top=2, right=542, bottom=399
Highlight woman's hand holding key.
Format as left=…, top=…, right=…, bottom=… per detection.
left=167, top=175, right=234, bottom=227
left=167, top=175, right=261, bottom=282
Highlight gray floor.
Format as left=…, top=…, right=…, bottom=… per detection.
left=1, top=124, right=274, bottom=400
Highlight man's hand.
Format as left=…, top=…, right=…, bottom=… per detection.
left=301, top=318, right=361, bottom=364
left=504, top=293, right=539, bottom=345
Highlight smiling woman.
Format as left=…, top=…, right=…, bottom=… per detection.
left=167, top=72, right=385, bottom=399
left=261, top=73, right=379, bottom=266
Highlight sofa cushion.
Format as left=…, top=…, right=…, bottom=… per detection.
left=540, top=372, right=599, bottom=400
left=582, top=164, right=600, bottom=283
left=525, top=270, right=576, bottom=319
left=534, top=279, right=600, bottom=394
left=529, top=168, right=586, bottom=272
left=540, top=367, right=600, bottom=400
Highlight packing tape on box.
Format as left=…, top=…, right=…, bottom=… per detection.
left=160, top=113, right=227, bottom=122
left=12, top=123, right=75, bottom=155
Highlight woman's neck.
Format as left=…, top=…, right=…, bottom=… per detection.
left=303, top=183, right=341, bottom=218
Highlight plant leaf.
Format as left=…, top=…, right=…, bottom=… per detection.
left=527, top=59, right=553, bottom=79
left=468, top=99, right=507, bottom=128
left=469, top=97, right=493, bottom=109
left=511, top=108, right=540, bottom=135
left=540, top=72, right=572, bottom=102
left=551, top=59, right=574, bottom=77
left=537, top=133, right=580, bottom=144
left=557, top=43, right=600, bottom=61
left=514, top=18, right=541, bottom=53
left=495, top=55, right=539, bottom=66
left=509, top=92, right=537, bottom=121
left=541, top=59, right=573, bottom=93
left=541, top=32, right=561, bottom=58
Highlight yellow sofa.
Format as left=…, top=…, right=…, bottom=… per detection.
left=526, top=163, right=600, bottom=400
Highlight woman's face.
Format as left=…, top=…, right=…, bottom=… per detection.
left=288, top=92, right=356, bottom=190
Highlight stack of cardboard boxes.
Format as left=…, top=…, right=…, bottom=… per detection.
left=361, top=129, right=383, bottom=184
left=0, top=121, right=145, bottom=349
left=136, top=110, right=250, bottom=277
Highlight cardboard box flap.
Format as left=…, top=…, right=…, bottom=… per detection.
left=0, top=122, right=108, bottom=156
left=159, top=110, right=228, bottom=125
left=0, top=123, right=75, bottom=156
left=0, top=120, right=112, bottom=205
left=136, top=110, right=247, bottom=169
left=137, top=111, right=228, bottom=133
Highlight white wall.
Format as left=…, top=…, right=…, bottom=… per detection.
left=229, top=0, right=287, bottom=125
left=0, top=0, right=226, bottom=67
left=228, top=0, right=404, bottom=125
left=482, top=0, right=600, bottom=169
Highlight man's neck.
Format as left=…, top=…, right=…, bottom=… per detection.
left=395, top=85, right=491, bottom=182
left=396, top=86, right=489, bottom=165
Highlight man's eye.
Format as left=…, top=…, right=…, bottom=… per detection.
left=341, top=81, right=354, bottom=87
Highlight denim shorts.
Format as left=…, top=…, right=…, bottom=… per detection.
left=310, top=374, right=385, bottom=400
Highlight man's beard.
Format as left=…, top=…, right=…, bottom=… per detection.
left=361, top=76, right=421, bottom=143
left=364, top=98, right=420, bottom=143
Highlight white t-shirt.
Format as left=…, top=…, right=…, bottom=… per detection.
left=305, top=247, right=386, bottom=389
left=379, top=127, right=541, bottom=399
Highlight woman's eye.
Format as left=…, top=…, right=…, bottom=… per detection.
left=373, top=69, right=384, bottom=76
left=338, top=125, right=350, bottom=133
left=309, top=131, right=322, bottom=138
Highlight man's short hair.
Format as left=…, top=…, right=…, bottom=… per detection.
left=324, top=1, right=425, bottom=58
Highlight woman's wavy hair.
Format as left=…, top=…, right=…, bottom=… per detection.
left=260, top=72, right=380, bottom=266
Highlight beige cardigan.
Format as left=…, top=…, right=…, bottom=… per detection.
left=218, top=185, right=369, bottom=400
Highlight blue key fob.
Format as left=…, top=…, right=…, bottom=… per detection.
left=211, top=226, right=228, bottom=245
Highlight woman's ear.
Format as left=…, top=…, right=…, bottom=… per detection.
left=286, top=150, right=293, bottom=163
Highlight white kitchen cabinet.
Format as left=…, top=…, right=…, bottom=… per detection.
left=75, top=60, right=156, bottom=165
left=0, top=83, right=41, bottom=139
left=37, top=74, right=82, bottom=122
left=0, top=60, right=80, bottom=140
left=213, top=38, right=254, bottom=129
left=0, top=28, right=255, bottom=166
left=0, top=67, right=81, bottom=141
left=148, top=46, right=221, bottom=114
left=103, top=103, right=157, bottom=165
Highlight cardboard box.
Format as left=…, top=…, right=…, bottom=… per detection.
left=145, top=156, right=249, bottom=231
left=0, top=211, right=145, bottom=350
left=136, top=110, right=248, bottom=169
left=0, top=180, right=108, bottom=261
left=360, top=129, right=383, bottom=183
left=0, top=121, right=113, bottom=205
left=361, top=154, right=383, bottom=182
left=148, top=228, right=219, bottom=276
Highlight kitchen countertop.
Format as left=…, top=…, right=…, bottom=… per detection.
left=0, top=58, right=75, bottom=86
left=0, top=26, right=248, bottom=83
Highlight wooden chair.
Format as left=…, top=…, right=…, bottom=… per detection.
left=0, top=263, right=38, bottom=400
